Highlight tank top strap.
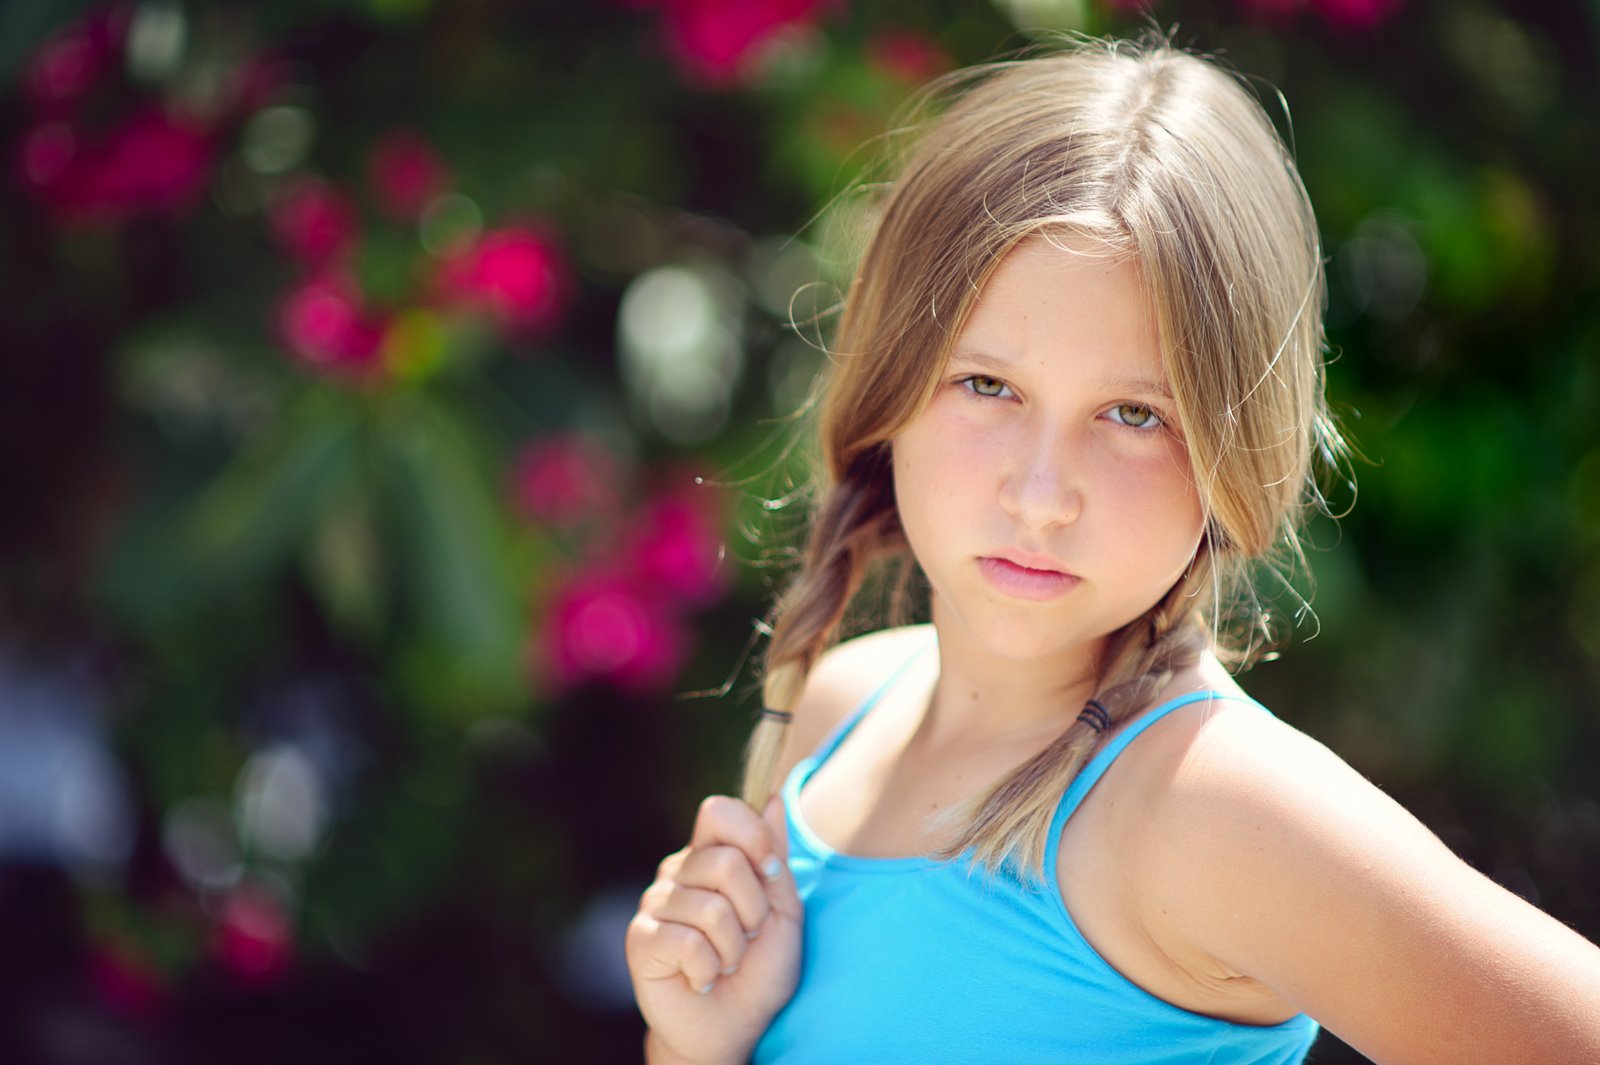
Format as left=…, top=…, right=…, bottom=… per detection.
left=1045, top=690, right=1266, bottom=847
left=804, top=642, right=933, bottom=770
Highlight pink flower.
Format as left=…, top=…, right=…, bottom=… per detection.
left=865, top=30, right=950, bottom=86
left=278, top=274, right=386, bottom=374
left=23, top=8, right=126, bottom=110
left=1310, top=0, right=1403, bottom=29
left=268, top=177, right=357, bottom=267
left=542, top=567, right=689, bottom=690
left=85, top=943, right=167, bottom=1020
left=436, top=225, right=567, bottom=333
left=89, top=109, right=210, bottom=213
left=510, top=435, right=623, bottom=528
left=628, top=490, right=728, bottom=606
left=18, top=122, right=78, bottom=189
left=213, top=884, right=293, bottom=986
left=634, top=0, right=836, bottom=84
left=1237, top=0, right=1402, bottom=29
left=28, top=109, right=211, bottom=222
left=368, top=129, right=450, bottom=221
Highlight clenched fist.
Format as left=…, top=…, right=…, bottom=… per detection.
left=627, top=794, right=803, bottom=1065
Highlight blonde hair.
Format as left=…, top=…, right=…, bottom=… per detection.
left=741, top=35, right=1344, bottom=880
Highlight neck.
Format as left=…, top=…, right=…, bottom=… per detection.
left=911, top=601, right=1102, bottom=752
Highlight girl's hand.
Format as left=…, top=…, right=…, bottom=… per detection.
left=627, top=794, right=803, bottom=1065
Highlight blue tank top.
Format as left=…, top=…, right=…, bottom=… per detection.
left=753, top=649, right=1320, bottom=1064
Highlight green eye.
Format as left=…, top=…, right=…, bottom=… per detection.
left=963, top=375, right=1009, bottom=398
left=1109, top=403, right=1163, bottom=429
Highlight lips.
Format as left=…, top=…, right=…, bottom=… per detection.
left=991, top=548, right=1070, bottom=574
left=977, top=552, right=1079, bottom=601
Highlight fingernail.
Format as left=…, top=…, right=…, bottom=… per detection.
left=721, top=964, right=738, bottom=976
left=698, top=980, right=714, bottom=995
left=762, top=856, right=784, bottom=880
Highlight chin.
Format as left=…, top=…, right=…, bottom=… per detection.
left=938, top=601, right=1102, bottom=665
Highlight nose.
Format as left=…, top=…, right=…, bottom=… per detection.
left=997, top=427, right=1083, bottom=530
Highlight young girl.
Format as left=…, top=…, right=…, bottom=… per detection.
left=625, top=37, right=1600, bottom=1065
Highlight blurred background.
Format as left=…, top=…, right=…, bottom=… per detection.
left=0, top=0, right=1596, bottom=1061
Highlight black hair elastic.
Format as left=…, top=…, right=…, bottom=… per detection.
left=759, top=707, right=794, bottom=724
left=1077, top=700, right=1111, bottom=734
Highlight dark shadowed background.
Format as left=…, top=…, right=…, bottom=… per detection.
left=0, top=0, right=1596, bottom=1062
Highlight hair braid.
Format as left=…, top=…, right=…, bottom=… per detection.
left=740, top=448, right=902, bottom=808
left=930, top=545, right=1217, bottom=879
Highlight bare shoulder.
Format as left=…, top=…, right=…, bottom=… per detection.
left=771, top=625, right=935, bottom=786
left=1127, top=682, right=1435, bottom=889
left=1122, top=680, right=1600, bottom=1063
left=1123, top=669, right=1368, bottom=831
left=1121, top=685, right=1452, bottom=941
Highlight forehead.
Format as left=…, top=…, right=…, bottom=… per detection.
left=953, top=232, right=1165, bottom=376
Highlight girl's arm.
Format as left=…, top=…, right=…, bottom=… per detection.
left=628, top=625, right=931, bottom=1064
left=628, top=793, right=802, bottom=1065
left=1135, top=705, right=1600, bottom=1064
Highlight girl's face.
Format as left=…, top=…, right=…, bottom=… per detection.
left=891, top=233, right=1206, bottom=664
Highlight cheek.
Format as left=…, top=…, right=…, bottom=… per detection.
left=894, top=415, right=1002, bottom=555
left=898, top=409, right=1006, bottom=490
left=1093, top=442, right=1204, bottom=532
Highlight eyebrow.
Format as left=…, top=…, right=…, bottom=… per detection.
left=948, top=349, right=1174, bottom=400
